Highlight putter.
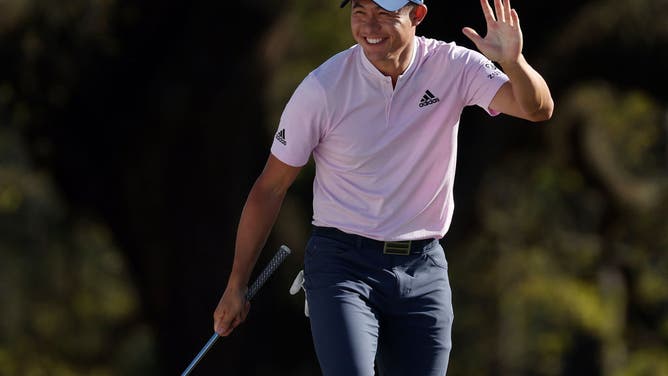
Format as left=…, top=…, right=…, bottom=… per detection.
left=181, top=245, right=292, bottom=376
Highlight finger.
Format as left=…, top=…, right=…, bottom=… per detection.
left=510, top=8, right=520, bottom=28
left=220, top=321, right=235, bottom=337
left=504, top=0, right=512, bottom=24
left=214, top=314, right=226, bottom=335
left=213, top=308, right=223, bottom=332
left=224, top=316, right=245, bottom=335
left=221, top=325, right=234, bottom=337
left=214, top=318, right=229, bottom=336
left=494, top=0, right=506, bottom=23
left=218, top=312, right=237, bottom=337
left=480, top=0, right=496, bottom=23
left=462, top=27, right=484, bottom=47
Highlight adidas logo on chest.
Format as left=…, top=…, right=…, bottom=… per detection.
left=419, top=90, right=440, bottom=108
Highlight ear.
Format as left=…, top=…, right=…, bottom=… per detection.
left=412, top=4, right=428, bottom=26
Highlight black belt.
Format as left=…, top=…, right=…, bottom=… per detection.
left=311, top=226, right=438, bottom=255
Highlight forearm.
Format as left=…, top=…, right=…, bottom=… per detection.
left=227, top=181, right=286, bottom=289
left=500, top=54, right=554, bottom=120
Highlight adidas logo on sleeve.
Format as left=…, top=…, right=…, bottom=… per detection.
left=275, top=129, right=287, bottom=145
left=419, top=90, right=440, bottom=108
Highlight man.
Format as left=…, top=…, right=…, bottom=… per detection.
left=214, top=0, right=553, bottom=374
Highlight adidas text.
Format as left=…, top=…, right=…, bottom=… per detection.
left=419, top=98, right=440, bottom=107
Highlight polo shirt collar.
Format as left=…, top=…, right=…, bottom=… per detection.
left=358, top=38, right=419, bottom=82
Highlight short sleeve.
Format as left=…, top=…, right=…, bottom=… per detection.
left=460, top=49, right=509, bottom=116
left=270, top=73, right=328, bottom=167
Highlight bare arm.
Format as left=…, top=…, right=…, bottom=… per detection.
left=463, top=0, right=553, bottom=122
left=213, top=154, right=301, bottom=336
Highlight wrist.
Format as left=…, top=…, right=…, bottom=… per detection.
left=499, top=54, right=526, bottom=72
left=227, top=273, right=250, bottom=290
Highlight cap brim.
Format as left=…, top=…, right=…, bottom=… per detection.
left=339, top=0, right=413, bottom=12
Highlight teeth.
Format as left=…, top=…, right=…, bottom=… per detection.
left=366, top=37, right=383, bottom=44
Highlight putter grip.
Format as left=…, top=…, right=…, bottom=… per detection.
left=246, top=245, right=291, bottom=300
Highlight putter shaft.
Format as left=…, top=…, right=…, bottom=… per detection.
left=181, top=333, right=219, bottom=376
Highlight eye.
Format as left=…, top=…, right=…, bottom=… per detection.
left=378, top=10, right=399, bottom=19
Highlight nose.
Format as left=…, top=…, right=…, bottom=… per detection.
left=362, top=15, right=382, bottom=32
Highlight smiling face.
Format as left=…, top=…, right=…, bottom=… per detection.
left=350, top=0, right=427, bottom=77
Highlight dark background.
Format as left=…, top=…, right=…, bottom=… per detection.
left=1, top=0, right=667, bottom=375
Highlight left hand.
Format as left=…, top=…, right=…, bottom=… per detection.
left=462, top=0, right=523, bottom=66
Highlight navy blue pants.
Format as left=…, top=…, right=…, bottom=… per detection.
left=304, top=227, right=453, bottom=376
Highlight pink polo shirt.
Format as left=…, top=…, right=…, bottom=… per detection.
left=271, top=36, right=508, bottom=241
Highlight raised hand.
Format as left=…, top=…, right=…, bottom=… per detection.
left=462, top=0, right=523, bottom=66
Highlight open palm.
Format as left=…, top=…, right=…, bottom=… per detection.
left=463, top=0, right=523, bottom=65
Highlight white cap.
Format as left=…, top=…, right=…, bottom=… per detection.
left=339, top=0, right=423, bottom=12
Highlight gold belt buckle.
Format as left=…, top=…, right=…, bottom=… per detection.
left=383, top=241, right=411, bottom=255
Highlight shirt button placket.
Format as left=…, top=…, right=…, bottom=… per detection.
left=384, top=78, right=394, bottom=126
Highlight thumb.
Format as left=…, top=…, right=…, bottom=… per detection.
left=214, top=311, right=228, bottom=336
left=462, top=27, right=483, bottom=46
left=219, top=314, right=236, bottom=337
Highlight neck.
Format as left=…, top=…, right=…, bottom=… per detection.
left=367, top=38, right=415, bottom=87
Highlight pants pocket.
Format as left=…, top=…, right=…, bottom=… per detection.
left=425, top=245, right=448, bottom=270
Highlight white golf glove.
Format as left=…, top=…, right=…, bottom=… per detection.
left=289, top=269, right=309, bottom=317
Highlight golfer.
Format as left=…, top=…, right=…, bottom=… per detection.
left=214, top=0, right=553, bottom=374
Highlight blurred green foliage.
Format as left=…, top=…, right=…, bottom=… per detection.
left=0, top=0, right=155, bottom=374
left=449, top=84, right=668, bottom=375
left=262, top=0, right=352, bottom=132
left=0, top=126, right=156, bottom=375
